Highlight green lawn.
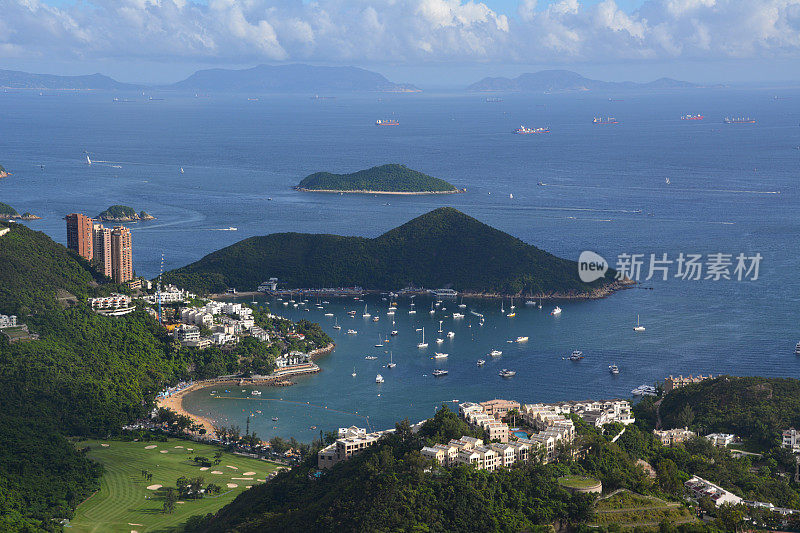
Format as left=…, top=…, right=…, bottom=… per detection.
left=68, top=438, right=284, bottom=533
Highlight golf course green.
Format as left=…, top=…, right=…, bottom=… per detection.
left=69, top=438, right=284, bottom=532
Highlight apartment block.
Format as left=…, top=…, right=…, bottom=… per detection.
left=66, top=213, right=93, bottom=260
left=421, top=437, right=534, bottom=471
left=111, top=226, right=133, bottom=283
left=782, top=429, right=800, bottom=453
left=664, top=374, right=714, bottom=393
left=479, top=399, right=521, bottom=419
left=317, top=427, right=385, bottom=469
left=92, top=223, right=113, bottom=278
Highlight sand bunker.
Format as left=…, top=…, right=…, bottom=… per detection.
left=144, top=445, right=157, bottom=449
left=257, top=479, right=266, bottom=482
left=199, top=467, right=209, bottom=471
left=100, top=443, right=109, bottom=447
left=211, top=470, right=223, bottom=475
left=226, top=483, right=238, bottom=488
left=246, top=485, right=252, bottom=488
left=146, top=484, right=162, bottom=490
left=174, top=445, right=184, bottom=448
left=159, top=450, right=168, bottom=454
left=225, top=465, right=238, bottom=469
left=231, top=477, right=253, bottom=481
left=243, top=471, right=256, bottom=476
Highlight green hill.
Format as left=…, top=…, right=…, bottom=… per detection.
left=164, top=207, right=614, bottom=296
left=0, top=202, right=18, bottom=218
left=0, top=221, right=102, bottom=315
left=163, top=208, right=618, bottom=296
left=659, top=376, right=800, bottom=446
left=296, top=164, right=460, bottom=193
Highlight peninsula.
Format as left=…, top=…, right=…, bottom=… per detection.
left=96, top=205, right=155, bottom=222
left=0, top=202, right=40, bottom=220
left=295, top=164, right=462, bottom=194
left=163, top=207, right=621, bottom=297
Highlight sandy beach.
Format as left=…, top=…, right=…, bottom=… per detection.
left=158, top=386, right=217, bottom=437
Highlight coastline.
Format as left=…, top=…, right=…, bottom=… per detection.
left=294, top=187, right=464, bottom=196
left=158, top=342, right=335, bottom=436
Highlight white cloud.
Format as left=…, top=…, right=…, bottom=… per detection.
left=0, top=0, right=798, bottom=65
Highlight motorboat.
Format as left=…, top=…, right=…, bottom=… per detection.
left=515, top=336, right=528, bottom=343
left=376, top=374, right=384, bottom=383
left=551, top=306, right=562, bottom=316
left=609, top=364, right=620, bottom=375
left=476, top=359, right=486, bottom=366
left=499, top=369, right=516, bottom=378
left=365, top=355, right=377, bottom=360
left=251, top=390, right=262, bottom=396
left=446, top=331, right=455, bottom=338
left=436, top=338, right=444, bottom=344
left=434, top=352, right=449, bottom=359
left=568, top=350, right=584, bottom=361
left=631, top=384, right=657, bottom=396
left=432, top=369, right=448, bottom=377
left=347, top=329, right=357, bottom=334
left=490, top=350, right=502, bottom=357
left=452, top=312, right=464, bottom=319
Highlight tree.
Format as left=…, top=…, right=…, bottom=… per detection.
left=162, top=487, right=178, bottom=514
left=676, top=405, right=695, bottom=429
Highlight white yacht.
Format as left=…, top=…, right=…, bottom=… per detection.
left=347, top=329, right=357, bottom=335
left=434, top=352, right=449, bottom=359
left=476, top=359, right=486, bottom=366
left=551, top=306, right=562, bottom=316
left=417, top=327, right=428, bottom=348
left=515, top=336, right=529, bottom=343
left=362, top=304, right=370, bottom=318
left=409, top=301, right=416, bottom=314
left=499, top=369, right=516, bottom=378
left=446, top=331, right=455, bottom=338
left=324, top=312, right=334, bottom=317
left=333, top=318, right=342, bottom=330
left=436, top=338, right=444, bottom=344
left=631, top=384, right=657, bottom=396
left=251, top=390, right=262, bottom=396
left=365, top=355, right=378, bottom=360
left=490, top=349, right=502, bottom=357
left=375, top=374, right=384, bottom=383
left=609, top=364, right=620, bottom=375
left=795, top=342, right=800, bottom=355
left=375, top=335, right=384, bottom=348
left=634, top=315, right=646, bottom=332
left=432, top=369, right=448, bottom=377
left=452, top=312, right=464, bottom=319
left=387, top=352, right=396, bottom=368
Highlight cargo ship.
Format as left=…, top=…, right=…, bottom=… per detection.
left=376, top=119, right=399, bottom=126
left=514, top=125, right=550, bottom=134
left=681, top=114, right=704, bottom=120
left=593, top=116, right=618, bottom=124
left=724, top=117, right=756, bottom=124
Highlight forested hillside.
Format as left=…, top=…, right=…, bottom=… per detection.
left=164, top=208, right=619, bottom=296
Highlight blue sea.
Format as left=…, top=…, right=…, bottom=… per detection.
left=1, top=88, right=799, bottom=440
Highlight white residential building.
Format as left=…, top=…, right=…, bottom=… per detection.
left=422, top=437, right=536, bottom=470
left=654, top=428, right=696, bottom=446
left=0, top=314, right=18, bottom=329
left=782, top=429, right=800, bottom=453
left=685, top=476, right=742, bottom=507
left=705, top=433, right=736, bottom=447
left=318, top=427, right=388, bottom=469
left=88, top=294, right=135, bottom=316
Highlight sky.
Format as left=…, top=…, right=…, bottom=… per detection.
left=1, top=0, right=799, bottom=86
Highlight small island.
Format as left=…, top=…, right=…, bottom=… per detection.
left=0, top=164, right=9, bottom=178
left=295, top=164, right=463, bottom=195
left=0, top=202, right=40, bottom=220
left=96, top=205, right=156, bottom=222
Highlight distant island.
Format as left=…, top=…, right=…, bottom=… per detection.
left=467, top=69, right=702, bottom=93
left=163, top=207, right=621, bottom=297
left=0, top=202, right=40, bottom=220
left=0, top=164, right=9, bottom=178
left=295, top=164, right=462, bottom=195
left=168, top=64, right=420, bottom=93
left=0, top=64, right=419, bottom=94
left=96, top=205, right=155, bottom=222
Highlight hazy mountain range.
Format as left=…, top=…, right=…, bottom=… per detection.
left=467, top=69, right=702, bottom=93
left=0, top=64, right=419, bottom=93
left=0, top=65, right=709, bottom=94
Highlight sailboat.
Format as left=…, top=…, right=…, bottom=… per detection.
left=459, top=297, right=466, bottom=309
left=333, top=317, right=341, bottom=330
left=409, top=301, right=416, bottom=315
left=633, top=315, right=646, bottom=332
left=438, top=320, right=444, bottom=333
left=510, top=297, right=515, bottom=310
left=430, top=302, right=435, bottom=315
left=417, top=327, right=428, bottom=348
left=375, top=334, right=384, bottom=348
left=85, top=155, right=92, bottom=165
left=507, top=298, right=516, bottom=317
left=387, top=351, right=396, bottom=368
left=501, top=300, right=505, bottom=314
left=362, top=304, right=371, bottom=318
left=352, top=367, right=357, bottom=377
left=180, top=167, right=185, bottom=174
